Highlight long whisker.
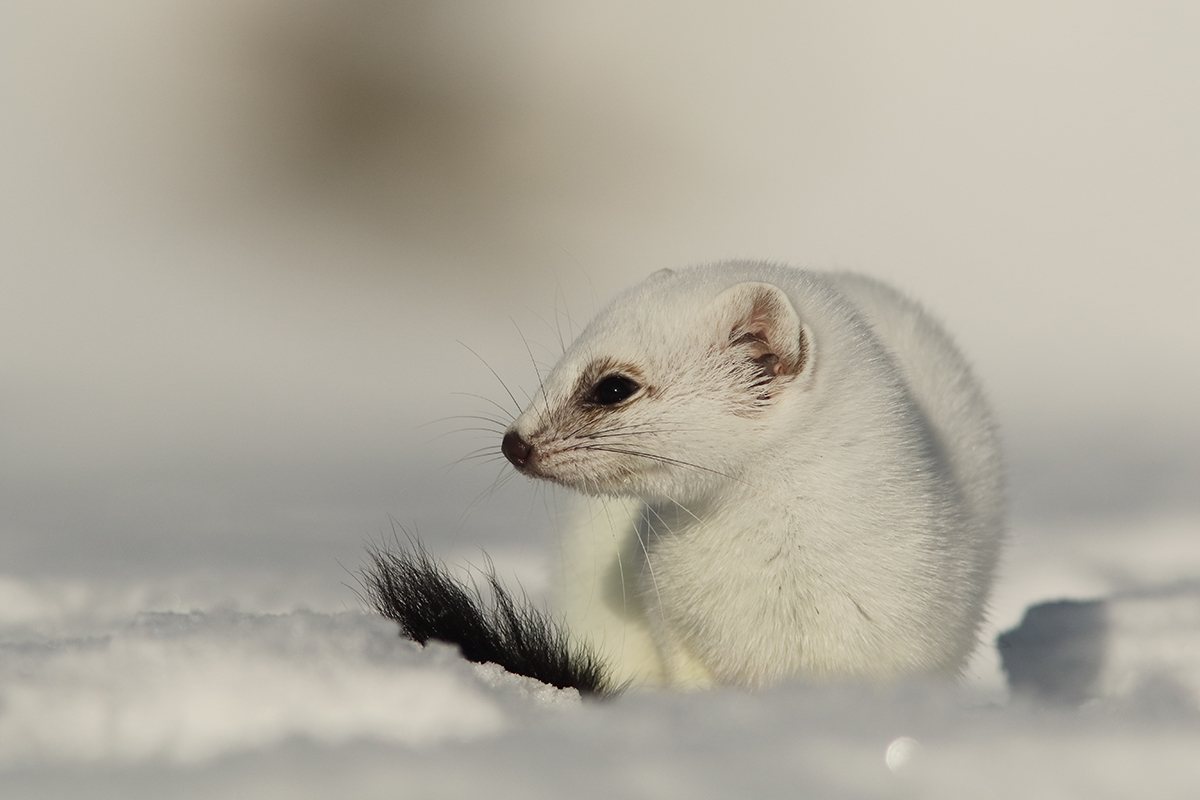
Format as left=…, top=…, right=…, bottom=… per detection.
left=628, top=492, right=665, bottom=620
left=458, top=341, right=522, bottom=417
left=457, top=463, right=518, bottom=525
left=553, top=282, right=570, bottom=354
left=563, top=418, right=691, bottom=441
left=514, top=321, right=551, bottom=427
left=527, top=307, right=567, bottom=359
left=427, top=428, right=506, bottom=448
left=449, top=392, right=517, bottom=423
left=452, top=445, right=504, bottom=461
left=582, top=427, right=693, bottom=440
left=443, top=450, right=506, bottom=476
left=422, top=413, right=510, bottom=429
left=646, top=492, right=754, bottom=578
left=442, top=427, right=507, bottom=437
left=599, top=498, right=631, bottom=652
left=571, top=444, right=757, bottom=489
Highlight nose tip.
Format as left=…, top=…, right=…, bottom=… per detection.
left=501, top=430, right=533, bottom=468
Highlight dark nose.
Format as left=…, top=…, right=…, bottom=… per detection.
left=501, top=430, right=533, bottom=468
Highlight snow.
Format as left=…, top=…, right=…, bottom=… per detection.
left=0, top=612, right=511, bottom=764
left=0, top=618, right=1197, bottom=798
left=1, top=1, right=1197, bottom=797
left=7, top=510, right=1197, bottom=798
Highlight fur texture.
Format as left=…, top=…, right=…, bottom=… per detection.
left=362, top=541, right=612, bottom=696
left=504, top=262, right=1005, bottom=689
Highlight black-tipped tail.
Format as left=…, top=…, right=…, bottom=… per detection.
left=361, top=540, right=612, bottom=697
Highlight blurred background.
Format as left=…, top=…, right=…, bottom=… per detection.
left=0, top=1, right=1195, bottom=655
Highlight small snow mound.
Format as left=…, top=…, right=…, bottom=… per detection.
left=472, top=660, right=583, bottom=708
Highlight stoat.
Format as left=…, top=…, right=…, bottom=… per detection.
left=367, top=261, right=1003, bottom=695
left=500, top=262, right=1004, bottom=689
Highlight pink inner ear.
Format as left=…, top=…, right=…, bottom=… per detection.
left=728, top=284, right=805, bottom=376
left=731, top=330, right=773, bottom=359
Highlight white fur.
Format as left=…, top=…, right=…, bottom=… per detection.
left=506, top=262, right=1004, bottom=689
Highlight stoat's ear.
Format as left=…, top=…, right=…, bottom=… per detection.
left=643, top=267, right=675, bottom=286
left=712, top=281, right=809, bottom=377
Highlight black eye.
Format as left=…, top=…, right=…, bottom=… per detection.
left=588, top=374, right=640, bottom=406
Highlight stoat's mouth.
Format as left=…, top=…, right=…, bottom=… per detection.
left=502, top=427, right=655, bottom=493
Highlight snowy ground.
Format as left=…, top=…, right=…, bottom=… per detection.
left=1, top=515, right=1198, bottom=799
left=1, top=2, right=1196, bottom=797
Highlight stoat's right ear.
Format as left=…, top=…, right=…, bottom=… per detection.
left=712, top=281, right=809, bottom=377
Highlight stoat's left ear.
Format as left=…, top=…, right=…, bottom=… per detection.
left=712, top=281, right=809, bottom=377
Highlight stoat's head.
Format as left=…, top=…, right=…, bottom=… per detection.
left=502, top=268, right=814, bottom=501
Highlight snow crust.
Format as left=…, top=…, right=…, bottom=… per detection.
left=0, top=612, right=511, bottom=765
left=1, top=516, right=1197, bottom=799
left=0, top=618, right=1197, bottom=799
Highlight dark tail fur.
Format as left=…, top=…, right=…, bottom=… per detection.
left=361, top=540, right=612, bottom=697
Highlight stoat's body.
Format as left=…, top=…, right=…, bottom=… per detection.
left=502, top=262, right=1004, bottom=689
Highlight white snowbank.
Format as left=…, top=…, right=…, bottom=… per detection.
left=0, top=511, right=1196, bottom=797
left=0, top=611, right=522, bottom=765
left=0, top=638, right=1196, bottom=799
left=1, top=563, right=1197, bottom=799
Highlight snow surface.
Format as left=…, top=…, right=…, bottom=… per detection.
left=1, top=1, right=1196, bottom=798
left=1, top=516, right=1197, bottom=799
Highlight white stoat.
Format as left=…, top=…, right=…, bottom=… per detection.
left=501, top=262, right=1004, bottom=689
